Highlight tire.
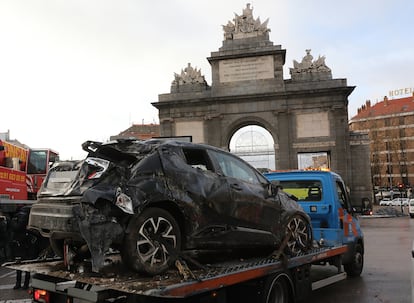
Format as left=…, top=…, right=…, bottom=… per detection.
left=344, top=243, right=364, bottom=277
left=285, top=214, right=312, bottom=256
left=122, top=207, right=181, bottom=276
left=262, top=274, right=291, bottom=303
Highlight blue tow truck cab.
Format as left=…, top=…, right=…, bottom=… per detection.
left=264, top=170, right=364, bottom=277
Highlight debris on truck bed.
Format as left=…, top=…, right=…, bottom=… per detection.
left=4, top=245, right=347, bottom=298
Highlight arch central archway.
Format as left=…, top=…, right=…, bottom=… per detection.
left=229, top=125, right=276, bottom=170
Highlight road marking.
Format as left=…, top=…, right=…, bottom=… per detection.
left=0, top=284, right=16, bottom=290
left=0, top=271, right=16, bottom=279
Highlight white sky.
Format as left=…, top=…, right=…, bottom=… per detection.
left=1, top=0, right=413, bottom=160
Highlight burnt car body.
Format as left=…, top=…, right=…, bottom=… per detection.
left=28, top=139, right=312, bottom=275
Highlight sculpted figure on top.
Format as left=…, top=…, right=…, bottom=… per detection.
left=172, top=63, right=206, bottom=86
left=222, top=3, right=270, bottom=40
left=290, top=49, right=332, bottom=74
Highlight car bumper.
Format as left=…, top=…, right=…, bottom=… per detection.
left=28, top=196, right=82, bottom=240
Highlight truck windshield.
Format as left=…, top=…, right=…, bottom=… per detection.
left=27, top=150, right=48, bottom=174
left=280, top=180, right=322, bottom=201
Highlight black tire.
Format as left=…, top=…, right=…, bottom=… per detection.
left=262, top=274, right=291, bottom=303
left=285, top=214, right=312, bottom=256
left=122, top=208, right=181, bottom=276
left=344, top=243, right=364, bottom=277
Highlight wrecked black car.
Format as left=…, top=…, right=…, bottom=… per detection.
left=28, top=139, right=312, bottom=276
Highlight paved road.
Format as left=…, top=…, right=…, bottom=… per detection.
left=1, top=215, right=413, bottom=302
left=0, top=267, right=31, bottom=303
left=308, top=215, right=414, bottom=303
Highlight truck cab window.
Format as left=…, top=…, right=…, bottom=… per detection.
left=27, top=150, right=48, bottom=174
left=279, top=180, right=322, bottom=202
left=336, top=181, right=348, bottom=209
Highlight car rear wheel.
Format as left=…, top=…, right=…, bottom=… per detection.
left=122, top=207, right=181, bottom=276
left=285, top=214, right=312, bottom=255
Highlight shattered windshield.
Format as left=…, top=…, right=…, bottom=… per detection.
left=40, top=161, right=82, bottom=196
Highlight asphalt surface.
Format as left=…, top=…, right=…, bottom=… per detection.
left=0, top=268, right=31, bottom=302
left=1, top=210, right=413, bottom=302
left=308, top=213, right=414, bottom=303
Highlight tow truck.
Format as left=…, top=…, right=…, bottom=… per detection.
left=4, top=170, right=364, bottom=303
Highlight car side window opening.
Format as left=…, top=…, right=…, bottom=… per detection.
left=279, top=180, right=322, bottom=201
left=211, top=151, right=260, bottom=184
left=183, top=148, right=214, bottom=172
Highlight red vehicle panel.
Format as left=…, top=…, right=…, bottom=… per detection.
left=0, top=166, right=27, bottom=200
left=0, top=139, right=59, bottom=201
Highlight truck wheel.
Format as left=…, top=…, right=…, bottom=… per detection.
left=262, top=274, right=291, bottom=303
left=344, top=243, right=363, bottom=277
left=122, top=208, right=181, bottom=276
left=285, top=214, right=312, bottom=256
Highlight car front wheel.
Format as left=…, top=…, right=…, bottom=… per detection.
left=285, top=214, right=312, bottom=256
left=122, top=207, right=181, bottom=276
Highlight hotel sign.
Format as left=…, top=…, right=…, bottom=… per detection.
left=389, top=87, right=414, bottom=97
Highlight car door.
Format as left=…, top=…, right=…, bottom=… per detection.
left=208, top=149, right=281, bottom=231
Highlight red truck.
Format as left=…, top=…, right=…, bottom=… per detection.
left=0, top=139, right=58, bottom=203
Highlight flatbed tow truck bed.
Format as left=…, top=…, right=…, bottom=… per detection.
left=4, top=245, right=348, bottom=302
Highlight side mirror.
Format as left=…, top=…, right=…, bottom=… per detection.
left=269, top=180, right=281, bottom=196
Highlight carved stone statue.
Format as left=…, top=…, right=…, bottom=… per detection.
left=222, top=3, right=270, bottom=40
left=172, top=63, right=206, bottom=86
left=171, top=63, right=209, bottom=93
left=290, top=49, right=332, bottom=74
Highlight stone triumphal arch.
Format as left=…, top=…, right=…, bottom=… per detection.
left=152, top=4, right=372, bottom=203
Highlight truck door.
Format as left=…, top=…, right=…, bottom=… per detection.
left=335, top=180, right=359, bottom=242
